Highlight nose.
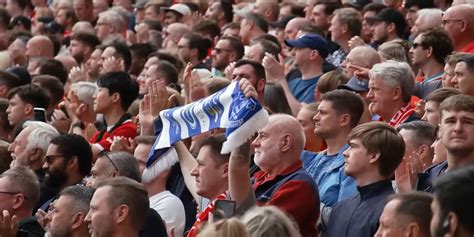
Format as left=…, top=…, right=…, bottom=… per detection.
left=313, top=113, right=320, bottom=122
left=367, top=89, right=374, bottom=99
left=342, top=148, right=349, bottom=158
left=7, top=143, right=14, bottom=153
left=190, top=164, right=198, bottom=177
left=421, top=112, right=427, bottom=121
left=84, top=210, right=92, bottom=222
left=251, top=137, right=260, bottom=147
left=42, top=161, right=49, bottom=170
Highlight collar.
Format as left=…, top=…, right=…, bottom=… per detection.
left=425, top=71, right=444, bottom=82
left=460, top=40, right=474, bottom=53
left=255, top=160, right=303, bottom=181
left=357, top=180, right=393, bottom=200
left=388, top=103, right=415, bottom=127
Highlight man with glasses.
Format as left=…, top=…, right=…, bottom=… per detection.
left=38, top=134, right=92, bottom=211
left=211, top=36, right=244, bottom=77
left=162, top=23, right=190, bottom=53
left=442, top=5, right=474, bottom=53
left=0, top=166, right=43, bottom=237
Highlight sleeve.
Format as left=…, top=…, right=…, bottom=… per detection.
left=93, top=123, right=137, bottom=151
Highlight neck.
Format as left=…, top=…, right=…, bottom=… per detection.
left=305, top=137, right=324, bottom=152
left=265, top=155, right=297, bottom=176
left=113, top=228, right=139, bottom=237
left=355, top=172, right=387, bottom=187
left=103, top=107, right=126, bottom=127
left=15, top=209, right=32, bottom=222
left=190, top=58, right=201, bottom=66
left=380, top=100, right=406, bottom=122
left=248, top=30, right=264, bottom=45
left=63, top=173, right=84, bottom=190
left=72, top=225, right=91, bottom=237
left=208, top=184, right=228, bottom=201
left=447, top=152, right=474, bottom=171
left=145, top=179, right=166, bottom=197
left=387, top=34, right=399, bottom=43
left=324, top=130, right=350, bottom=155
left=300, top=63, right=323, bottom=80
left=454, top=37, right=474, bottom=51
left=78, top=110, right=97, bottom=124
left=421, top=61, right=444, bottom=79
left=336, top=37, right=350, bottom=53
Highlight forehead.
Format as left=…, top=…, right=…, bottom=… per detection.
left=383, top=199, right=402, bottom=216
left=233, top=64, right=255, bottom=76
left=55, top=195, right=72, bottom=207
left=92, top=186, right=111, bottom=203
left=196, top=146, right=217, bottom=164
left=102, top=47, right=116, bottom=57
left=46, top=143, right=60, bottom=154
left=441, top=109, right=474, bottom=120
left=318, top=100, right=335, bottom=111
left=454, top=62, right=468, bottom=72
left=413, top=34, right=424, bottom=43
left=216, top=39, right=230, bottom=47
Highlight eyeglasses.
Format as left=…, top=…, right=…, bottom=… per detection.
left=99, top=150, right=119, bottom=172
left=0, top=191, right=27, bottom=200
left=45, top=155, right=64, bottom=164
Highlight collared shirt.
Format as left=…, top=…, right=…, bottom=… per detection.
left=288, top=75, right=321, bottom=103
left=415, top=160, right=448, bottom=193
left=326, top=48, right=348, bottom=68
left=304, top=144, right=357, bottom=207
left=325, top=180, right=394, bottom=237
left=253, top=160, right=320, bottom=237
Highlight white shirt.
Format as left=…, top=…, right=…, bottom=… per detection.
left=149, top=191, right=186, bottom=237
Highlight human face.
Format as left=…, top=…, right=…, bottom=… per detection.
left=440, top=109, right=474, bottom=157
left=239, top=19, right=251, bottom=45
left=204, top=2, right=220, bottom=22
left=43, top=144, right=68, bottom=188
left=98, top=47, right=116, bottom=74
left=304, top=0, right=317, bottom=20
left=69, top=40, right=87, bottom=64
left=291, top=47, right=313, bottom=69
left=432, top=131, right=447, bottom=164
left=222, top=27, right=240, bottom=38
left=232, top=64, right=264, bottom=94
left=164, top=11, right=179, bottom=26
left=422, top=101, right=440, bottom=127
left=452, top=62, right=474, bottom=95
left=375, top=199, right=408, bottom=237
left=6, top=94, right=31, bottom=126
left=85, top=186, right=115, bottom=237
left=95, top=16, right=112, bottom=41
left=87, top=157, right=114, bottom=187
left=245, top=43, right=264, bottom=62
left=362, top=11, right=376, bottom=43
left=8, top=128, right=32, bottom=167
left=212, top=39, right=233, bottom=70
left=86, top=49, right=102, bottom=79
left=310, top=4, right=329, bottom=30
left=0, top=177, right=16, bottom=213
left=442, top=63, right=456, bottom=88
left=93, top=87, right=114, bottom=114
left=329, top=16, right=344, bottom=43
left=342, top=139, right=372, bottom=178
left=144, top=6, right=160, bottom=20
left=341, top=51, right=358, bottom=78
left=55, top=9, right=67, bottom=26
left=367, top=77, right=398, bottom=120
left=405, top=7, right=418, bottom=28
left=284, top=20, right=299, bottom=40
left=442, top=9, right=464, bottom=40
left=190, top=145, right=227, bottom=199
left=133, top=144, right=151, bottom=174
left=93, top=0, right=108, bottom=18
left=177, top=38, right=191, bottom=63
left=373, top=21, right=390, bottom=44
left=409, top=34, right=429, bottom=68
left=313, top=100, right=342, bottom=139
left=142, top=65, right=162, bottom=95
left=430, top=197, right=446, bottom=237
left=46, top=195, right=75, bottom=237
left=297, top=108, right=316, bottom=147
left=252, top=118, right=284, bottom=174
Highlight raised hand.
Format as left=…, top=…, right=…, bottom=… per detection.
left=183, top=62, right=193, bottom=102
left=69, top=65, right=89, bottom=82
left=35, top=209, right=50, bottom=230
left=102, top=56, right=125, bottom=73
left=262, top=53, right=285, bottom=82
left=0, top=210, right=18, bottom=237
left=225, top=61, right=236, bottom=81
left=109, top=136, right=136, bottom=153
left=239, top=78, right=258, bottom=99
left=149, top=80, right=177, bottom=118
left=348, top=36, right=366, bottom=49
left=51, top=108, right=71, bottom=134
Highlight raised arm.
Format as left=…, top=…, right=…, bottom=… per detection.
left=174, top=141, right=199, bottom=202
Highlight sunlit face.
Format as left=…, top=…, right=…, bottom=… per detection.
left=409, top=34, right=429, bottom=68
left=452, top=62, right=474, bottom=96
left=342, top=139, right=373, bottom=178
left=367, top=76, right=398, bottom=120
left=252, top=118, right=284, bottom=173
left=310, top=4, right=329, bottom=29
left=92, top=87, right=113, bottom=113
left=440, top=109, right=474, bottom=157
left=46, top=195, right=76, bottom=237
left=441, top=63, right=456, bottom=88
left=313, top=100, right=341, bottom=139
left=422, top=101, right=440, bottom=127
left=6, top=94, right=31, bottom=126
left=8, top=127, right=32, bottom=168
left=85, top=186, right=115, bottom=237
left=190, top=145, right=227, bottom=199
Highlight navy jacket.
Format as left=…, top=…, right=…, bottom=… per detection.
left=325, top=180, right=394, bottom=237
left=416, top=160, right=448, bottom=193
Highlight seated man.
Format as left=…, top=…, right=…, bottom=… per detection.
left=6, top=84, right=49, bottom=128
left=375, top=192, right=433, bottom=237
left=44, top=185, right=94, bottom=237
left=0, top=166, right=44, bottom=237
left=326, top=122, right=404, bottom=237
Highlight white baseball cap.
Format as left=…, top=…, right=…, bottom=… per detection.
left=161, top=3, right=191, bottom=16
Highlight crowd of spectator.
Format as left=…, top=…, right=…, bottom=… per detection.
left=0, top=0, right=474, bottom=236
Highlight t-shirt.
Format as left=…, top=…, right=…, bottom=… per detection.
left=288, top=76, right=320, bottom=103
left=149, top=191, right=186, bottom=237
left=89, top=120, right=137, bottom=151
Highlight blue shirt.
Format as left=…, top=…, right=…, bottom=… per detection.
left=304, top=144, right=357, bottom=207
left=288, top=75, right=320, bottom=103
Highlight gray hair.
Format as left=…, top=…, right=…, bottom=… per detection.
left=397, top=121, right=437, bottom=147
left=369, top=60, right=415, bottom=103
left=241, top=206, right=301, bottom=237
left=70, top=82, right=98, bottom=108
left=109, top=151, right=141, bottom=183
left=23, top=121, right=60, bottom=154
left=111, top=6, right=130, bottom=29
left=334, top=7, right=362, bottom=36
left=416, top=8, right=443, bottom=30
left=59, top=185, right=95, bottom=214
left=1, top=166, right=40, bottom=209
left=98, top=10, right=122, bottom=33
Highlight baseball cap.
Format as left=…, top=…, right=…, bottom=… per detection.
left=9, top=16, right=31, bottom=31
left=192, top=68, right=213, bottom=83
left=284, top=34, right=329, bottom=58
left=7, top=66, right=31, bottom=85
left=370, top=8, right=407, bottom=37
left=161, top=3, right=191, bottom=16
left=270, top=15, right=296, bottom=29
left=133, top=0, right=147, bottom=9
left=337, top=76, right=369, bottom=92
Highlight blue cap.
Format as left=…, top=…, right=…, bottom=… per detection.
left=285, top=34, right=329, bottom=58
left=337, top=76, right=369, bottom=92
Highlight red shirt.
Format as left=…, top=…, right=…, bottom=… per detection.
left=253, top=161, right=320, bottom=237
left=89, top=120, right=137, bottom=151
left=460, top=41, right=474, bottom=53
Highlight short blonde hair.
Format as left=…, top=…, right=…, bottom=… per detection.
left=198, top=218, right=248, bottom=237
left=241, top=206, right=301, bottom=237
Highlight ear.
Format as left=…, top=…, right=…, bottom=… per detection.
left=280, top=134, right=293, bottom=152
left=0, top=85, right=7, bottom=97
left=341, top=23, right=348, bottom=35
left=310, top=50, right=320, bottom=60
left=111, top=92, right=121, bottom=105
left=67, top=156, right=79, bottom=172
left=29, top=147, right=44, bottom=164
left=405, top=222, right=420, bottom=237
left=24, top=103, right=33, bottom=116
left=115, top=205, right=130, bottom=224
left=339, top=113, right=351, bottom=127
left=418, top=144, right=431, bottom=161
left=221, top=162, right=229, bottom=179
left=459, top=20, right=467, bottom=32
left=369, top=151, right=381, bottom=165
left=190, top=48, right=198, bottom=58
left=448, top=212, right=459, bottom=235
left=111, top=170, right=120, bottom=177
left=426, top=46, right=434, bottom=58
left=12, top=193, right=26, bottom=209
left=257, top=79, right=265, bottom=93
left=71, top=212, right=86, bottom=230
left=392, top=86, right=402, bottom=101
left=229, top=52, right=237, bottom=62
left=387, top=22, right=396, bottom=34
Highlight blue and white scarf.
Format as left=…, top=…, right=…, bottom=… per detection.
left=142, top=81, right=269, bottom=182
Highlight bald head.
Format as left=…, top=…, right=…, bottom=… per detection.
left=268, top=114, right=306, bottom=154
left=26, top=36, right=54, bottom=59
left=443, top=5, right=474, bottom=45
left=72, top=21, right=95, bottom=34
left=343, top=46, right=381, bottom=78
left=254, top=0, right=279, bottom=22
left=285, top=17, right=310, bottom=40
left=55, top=55, right=78, bottom=72
left=167, top=23, right=190, bottom=37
